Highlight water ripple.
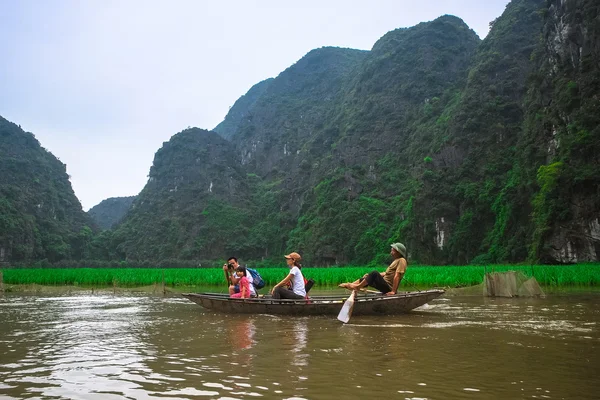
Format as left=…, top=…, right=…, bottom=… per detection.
left=0, top=292, right=598, bottom=399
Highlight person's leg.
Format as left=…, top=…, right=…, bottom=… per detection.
left=365, top=272, right=392, bottom=293
left=280, top=289, right=305, bottom=299
left=272, top=286, right=283, bottom=299
left=339, top=273, right=370, bottom=290
left=273, top=287, right=304, bottom=299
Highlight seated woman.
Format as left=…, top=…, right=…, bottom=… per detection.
left=230, top=266, right=251, bottom=298
left=271, top=252, right=306, bottom=299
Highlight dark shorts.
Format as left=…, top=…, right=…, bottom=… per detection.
left=360, top=270, right=392, bottom=293
left=272, top=287, right=305, bottom=300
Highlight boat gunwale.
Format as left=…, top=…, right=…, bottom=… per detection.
left=182, top=289, right=445, bottom=305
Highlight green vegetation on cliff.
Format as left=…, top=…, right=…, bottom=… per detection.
left=101, top=0, right=600, bottom=266
left=3, top=0, right=598, bottom=267
left=0, top=117, right=95, bottom=262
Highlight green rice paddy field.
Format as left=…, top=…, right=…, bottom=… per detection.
left=1, top=264, right=599, bottom=288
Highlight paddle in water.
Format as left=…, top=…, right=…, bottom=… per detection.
left=337, top=290, right=357, bottom=323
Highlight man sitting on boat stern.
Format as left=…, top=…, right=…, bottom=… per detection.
left=223, top=257, right=257, bottom=298
left=271, top=252, right=306, bottom=300
left=339, top=243, right=407, bottom=295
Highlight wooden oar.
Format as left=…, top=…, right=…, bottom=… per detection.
left=359, top=288, right=381, bottom=294
left=341, top=287, right=381, bottom=295
left=337, top=290, right=357, bottom=323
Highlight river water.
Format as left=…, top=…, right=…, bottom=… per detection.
left=0, top=290, right=598, bottom=399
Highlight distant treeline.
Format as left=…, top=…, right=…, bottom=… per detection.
left=4, top=258, right=328, bottom=270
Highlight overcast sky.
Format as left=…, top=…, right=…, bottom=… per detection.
left=0, top=0, right=510, bottom=210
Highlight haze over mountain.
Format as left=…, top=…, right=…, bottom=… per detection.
left=87, top=196, right=136, bottom=230
left=2, top=0, right=598, bottom=265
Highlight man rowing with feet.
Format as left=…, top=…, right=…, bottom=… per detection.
left=339, top=243, right=407, bottom=295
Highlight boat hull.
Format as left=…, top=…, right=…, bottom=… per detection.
left=181, top=290, right=444, bottom=315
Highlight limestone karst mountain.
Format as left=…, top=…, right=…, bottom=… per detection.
left=4, top=0, right=598, bottom=265
left=0, top=116, right=95, bottom=262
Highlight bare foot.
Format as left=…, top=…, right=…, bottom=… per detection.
left=339, top=283, right=355, bottom=290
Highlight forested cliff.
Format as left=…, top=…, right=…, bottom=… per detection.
left=520, top=0, right=600, bottom=262
left=2, top=0, right=598, bottom=265
left=0, top=117, right=95, bottom=262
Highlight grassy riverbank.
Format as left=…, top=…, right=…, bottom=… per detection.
left=1, top=263, right=599, bottom=288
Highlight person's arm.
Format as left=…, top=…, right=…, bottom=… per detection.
left=241, top=280, right=248, bottom=297
left=271, top=273, right=293, bottom=293
left=223, top=264, right=240, bottom=284
left=223, top=264, right=232, bottom=285
left=387, top=259, right=407, bottom=295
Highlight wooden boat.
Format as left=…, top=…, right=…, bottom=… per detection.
left=181, top=289, right=445, bottom=315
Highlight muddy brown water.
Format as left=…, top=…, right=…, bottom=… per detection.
left=0, top=289, right=598, bottom=399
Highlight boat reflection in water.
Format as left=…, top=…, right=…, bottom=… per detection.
left=230, top=317, right=256, bottom=351
left=291, top=320, right=308, bottom=367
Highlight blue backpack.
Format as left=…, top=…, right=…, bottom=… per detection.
left=247, top=268, right=265, bottom=289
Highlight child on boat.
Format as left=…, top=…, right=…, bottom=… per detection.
left=223, top=257, right=257, bottom=297
left=230, top=266, right=251, bottom=298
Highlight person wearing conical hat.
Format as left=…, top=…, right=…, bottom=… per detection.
left=339, top=243, right=407, bottom=295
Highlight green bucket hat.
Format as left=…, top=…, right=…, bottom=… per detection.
left=391, top=242, right=407, bottom=257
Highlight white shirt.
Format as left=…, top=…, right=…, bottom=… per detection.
left=289, top=266, right=306, bottom=297
left=246, top=272, right=256, bottom=296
